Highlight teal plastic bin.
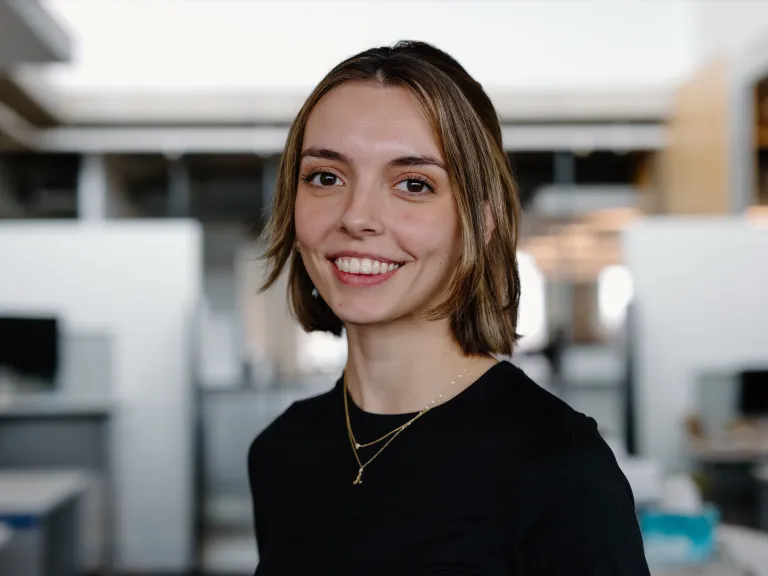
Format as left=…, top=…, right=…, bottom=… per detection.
left=640, top=505, right=720, bottom=568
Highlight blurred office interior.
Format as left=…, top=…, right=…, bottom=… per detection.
left=1, top=0, right=768, bottom=574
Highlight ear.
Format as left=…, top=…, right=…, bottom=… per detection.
left=483, top=201, right=496, bottom=245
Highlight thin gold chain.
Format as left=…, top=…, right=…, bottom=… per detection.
left=343, top=366, right=469, bottom=485
left=345, top=371, right=437, bottom=449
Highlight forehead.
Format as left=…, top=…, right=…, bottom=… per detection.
left=302, top=82, right=443, bottom=160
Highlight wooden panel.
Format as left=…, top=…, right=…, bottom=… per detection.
left=661, top=58, right=731, bottom=214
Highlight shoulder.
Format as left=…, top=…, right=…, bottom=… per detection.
left=491, top=365, right=639, bottom=544
left=489, top=361, right=628, bottom=495
left=248, top=385, right=338, bottom=473
left=487, top=361, right=603, bottom=452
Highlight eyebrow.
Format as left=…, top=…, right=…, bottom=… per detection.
left=300, top=146, right=352, bottom=165
left=300, top=146, right=447, bottom=172
left=388, top=155, right=447, bottom=172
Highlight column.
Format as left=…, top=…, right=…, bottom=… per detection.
left=167, top=155, right=191, bottom=218
left=0, top=158, right=24, bottom=218
left=77, top=154, right=108, bottom=221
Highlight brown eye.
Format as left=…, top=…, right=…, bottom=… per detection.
left=394, top=178, right=435, bottom=196
left=407, top=180, right=426, bottom=193
left=305, top=171, right=343, bottom=187
left=319, top=173, right=339, bottom=186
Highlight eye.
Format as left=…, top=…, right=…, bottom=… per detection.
left=394, top=177, right=435, bottom=195
left=303, top=171, right=343, bottom=187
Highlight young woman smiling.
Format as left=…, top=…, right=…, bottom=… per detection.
left=248, top=41, right=650, bottom=576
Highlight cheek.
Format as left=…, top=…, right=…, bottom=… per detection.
left=395, top=209, right=461, bottom=261
left=294, top=193, right=337, bottom=244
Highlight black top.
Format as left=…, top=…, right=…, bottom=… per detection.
left=248, top=361, right=650, bottom=575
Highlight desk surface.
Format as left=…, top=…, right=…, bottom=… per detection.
left=687, top=438, right=768, bottom=463
left=0, top=392, right=114, bottom=418
left=720, top=525, right=768, bottom=575
left=0, top=471, right=90, bottom=515
left=653, top=525, right=768, bottom=576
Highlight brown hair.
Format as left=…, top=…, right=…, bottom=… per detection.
left=259, top=40, right=522, bottom=355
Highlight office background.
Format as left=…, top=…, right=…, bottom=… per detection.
left=1, top=0, right=768, bottom=574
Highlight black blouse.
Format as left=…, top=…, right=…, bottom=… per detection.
left=248, top=361, right=650, bottom=575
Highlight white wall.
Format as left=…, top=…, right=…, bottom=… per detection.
left=0, top=221, right=203, bottom=572
left=693, top=0, right=768, bottom=59
left=623, top=217, right=768, bottom=469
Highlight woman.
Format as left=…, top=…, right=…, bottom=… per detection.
left=249, top=41, right=650, bottom=575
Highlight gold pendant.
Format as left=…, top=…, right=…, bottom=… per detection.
left=353, top=467, right=363, bottom=485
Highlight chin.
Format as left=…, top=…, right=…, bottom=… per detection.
left=328, top=297, right=404, bottom=327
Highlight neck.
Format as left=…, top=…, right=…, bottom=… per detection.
left=344, top=316, right=496, bottom=414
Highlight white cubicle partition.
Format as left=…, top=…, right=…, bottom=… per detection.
left=0, top=221, right=203, bottom=573
left=623, top=217, right=768, bottom=470
left=0, top=471, right=90, bottom=576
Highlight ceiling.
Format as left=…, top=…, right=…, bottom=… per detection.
left=1, top=0, right=700, bottom=127
left=0, top=0, right=70, bottom=69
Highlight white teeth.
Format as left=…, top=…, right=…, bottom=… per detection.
left=333, top=257, right=401, bottom=275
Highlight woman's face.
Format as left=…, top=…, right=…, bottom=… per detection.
left=294, top=82, right=462, bottom=327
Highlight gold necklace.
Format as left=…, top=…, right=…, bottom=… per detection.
left=343, top=366, right=469, bottom=485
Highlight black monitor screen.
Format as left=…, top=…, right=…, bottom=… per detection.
left=0, top=316, right=59, bottom=381
left=739, top=369, right=768, bottom=416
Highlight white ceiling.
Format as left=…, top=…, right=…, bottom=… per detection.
left=34, top=0, right=697, bottom=93
left=7, top=0, right=702, bottom=124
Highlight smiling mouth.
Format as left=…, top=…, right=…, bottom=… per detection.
left=331, top=256, right=402, bottom=276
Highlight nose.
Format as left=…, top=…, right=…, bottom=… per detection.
left=339, top=180, right=384, bottom=238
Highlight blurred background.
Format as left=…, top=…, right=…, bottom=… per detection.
left=0, top=0, right=767, bottom=574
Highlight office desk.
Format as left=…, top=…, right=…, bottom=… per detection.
left=688, top=437, right=768, bottom=463
left=0, top=394, right=114, bottom=571
left=687, top=436, right=768, bottom=527
left=0, top=471, right=89, bottom=576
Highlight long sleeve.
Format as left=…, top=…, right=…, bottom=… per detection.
left=516, top=424, right=651, bottom=575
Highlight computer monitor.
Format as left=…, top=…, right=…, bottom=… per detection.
left=0, top=315, right=59, bottom=382
left=739, top=369, right=768, bottom=417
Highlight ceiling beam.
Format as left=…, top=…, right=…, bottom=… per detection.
left=0, top=0, right=71, bottom=67
left=0, top=101, right=36, bottom=149
left=0, top=74, right=58, bottom=126
left=29, top=122, right=666, bottom=155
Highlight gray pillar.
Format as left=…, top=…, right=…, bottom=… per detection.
left=77, top=154, right=109, bottom=221
left=77, top=154, right=141, bottom=219
left=0, top=158, right=24, bottom=218
left=729, top=69, right=756, bottom=213
left=167, top=156, right=191, bottom=218
left=554, top=151, right=576, bottom=185
left=551, top=151, right=575, bottom=367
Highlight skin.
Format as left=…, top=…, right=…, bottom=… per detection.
left=295, top=82, right=496, bottom=415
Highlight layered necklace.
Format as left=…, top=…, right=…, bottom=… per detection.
left=343, top=366, right=469, bottom=485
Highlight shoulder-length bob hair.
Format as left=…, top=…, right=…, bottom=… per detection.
left=259, top=40, right=522, bottom=356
